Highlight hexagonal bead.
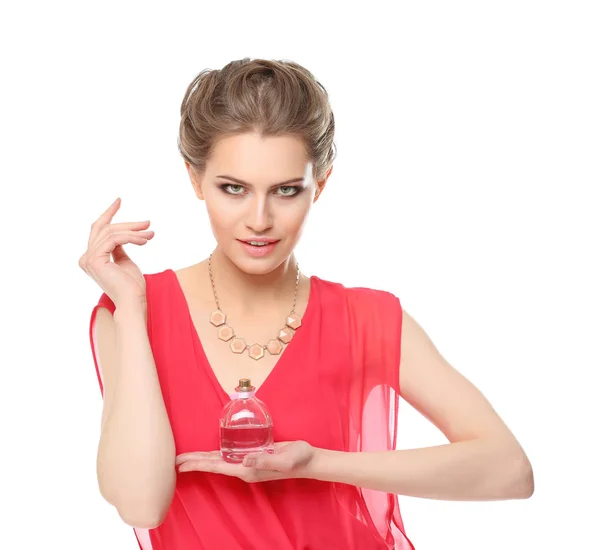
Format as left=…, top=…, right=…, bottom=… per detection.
left=230, top=338, right=247, bottom=354
left=277, top=327, right=294, bottom=344
left=286, top=312, right=302, bottom=330
left=266, top=338, right=283, bottom=355
left=209, top=310, right=226, bottom=327
left=217, top=324, right=234, bottom=341
left=248, top=343, right=265, bottom=360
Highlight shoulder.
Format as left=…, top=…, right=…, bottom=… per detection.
left=315, top=277, right=403, bottom=389
left=312, top=276, right=402, bottom=333
left=313, top=275, right=401, bottom=310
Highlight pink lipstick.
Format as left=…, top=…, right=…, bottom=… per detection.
left=237, top=238, right=280, bottom=257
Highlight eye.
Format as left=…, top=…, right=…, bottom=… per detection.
left=221, top=184, right=245, bottom=195
left=276, top=186, right=300, bottom=197
left=219, top=183, right=302, bottom=198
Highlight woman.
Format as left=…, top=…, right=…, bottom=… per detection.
left=80, top=58, right=534, bottom=550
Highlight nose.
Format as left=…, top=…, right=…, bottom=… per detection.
left=245, top=193, right=273, bottom=233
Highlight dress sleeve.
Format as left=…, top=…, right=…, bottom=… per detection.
left=336, top=286, right=414, bottom=548
left=346, top=286, right=403, bottom=396
left=88, top=292, right=116, bottom=397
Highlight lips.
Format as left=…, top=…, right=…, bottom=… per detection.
left=238, top=239, right=280, bottom=257
left=238, top=238, right=280, bottom=245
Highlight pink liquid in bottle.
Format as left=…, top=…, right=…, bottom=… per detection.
left=219, top=378, right=274, bottom=464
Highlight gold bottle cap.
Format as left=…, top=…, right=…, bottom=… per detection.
left=238, top=378, right=252, bottom=390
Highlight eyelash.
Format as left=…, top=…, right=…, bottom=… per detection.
left=219, top=184, right=302, bottom=198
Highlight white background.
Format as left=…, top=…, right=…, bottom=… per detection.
left=1, top=1, right=598, bottom=548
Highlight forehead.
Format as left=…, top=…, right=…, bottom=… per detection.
left=209, top=132, right=312, bottom=180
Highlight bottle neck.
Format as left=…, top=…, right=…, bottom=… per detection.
left=230, top=390, right=256, bottom=400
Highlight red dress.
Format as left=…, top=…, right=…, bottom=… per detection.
left=89, top=268, right=416, bottom=549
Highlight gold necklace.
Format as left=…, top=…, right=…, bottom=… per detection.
left=207, top=253, right=302, bottom=361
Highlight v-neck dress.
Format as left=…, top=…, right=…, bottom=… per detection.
left=89, top=268, right=416, bottom=550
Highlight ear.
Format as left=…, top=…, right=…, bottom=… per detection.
left=185, top=162, right=205, bottom=200
left=314, top=165, right=333, bottom=202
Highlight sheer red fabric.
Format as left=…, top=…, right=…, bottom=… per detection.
left=89, top=269, right=415, bottom=549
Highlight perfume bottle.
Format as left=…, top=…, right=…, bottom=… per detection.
left=219, top=378, right=274, bottom=464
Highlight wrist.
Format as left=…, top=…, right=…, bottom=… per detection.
left=114, top=299, right=148, bottom=321
left=302, top=446, right=337, bottom=482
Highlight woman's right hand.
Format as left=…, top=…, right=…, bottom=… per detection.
left=79, top=197, right=155, bottom=308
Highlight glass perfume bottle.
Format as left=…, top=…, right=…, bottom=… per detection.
left=219, top=378, right=274, bottom=464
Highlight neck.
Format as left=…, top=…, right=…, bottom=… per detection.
left=206, top=247, right=301, bottom=314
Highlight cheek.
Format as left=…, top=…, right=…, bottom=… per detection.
left=205, top=198, right=239, bottom=233
left=280, top=200, right=312, bottom=233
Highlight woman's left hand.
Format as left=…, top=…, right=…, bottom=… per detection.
left=175, top=440, right=316, bottom=483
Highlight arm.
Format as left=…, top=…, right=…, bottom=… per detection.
left=94, top=301, right=176, bottom=527
left=307, top=309, right=534, bottom=501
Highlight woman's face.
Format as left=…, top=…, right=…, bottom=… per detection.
left=186, top=132, right=330, bottom=275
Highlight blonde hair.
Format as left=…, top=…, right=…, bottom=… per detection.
left=177, top=58, right=336, bottom=182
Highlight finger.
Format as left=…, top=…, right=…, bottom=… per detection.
left=111, top=244, right=132, bottom=264
left=89, top=220, right=152, bottom=250
left=242, top=451, right=280, bottom=470
left=178, top=457, right=234, bottom=475
left=178, top=459, right=219, bottom=473
left=176, top=451, right=220, bottom=464
left=89, top=197, right=121, bottom=245
left=83, top=231, right=153, bottom=276
left=111, top=228, right=154, bottom=263
left=105, top=220, right=152, bottom=236
left=82, top=231, right=151, bottom=274
left=92, top=230, right=154, bottom=258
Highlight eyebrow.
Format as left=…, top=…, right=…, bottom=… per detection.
left=215, top=175, right=305, bottom=187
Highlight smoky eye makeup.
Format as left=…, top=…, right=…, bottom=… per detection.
left=218, top=183, right=244, bottom=195
left=276, top=185, right=305, bottom=197
left=218, top=183, right=304, bottom=198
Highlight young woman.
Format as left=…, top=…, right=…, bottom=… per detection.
left=80, top=58, right=534, bottom=550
